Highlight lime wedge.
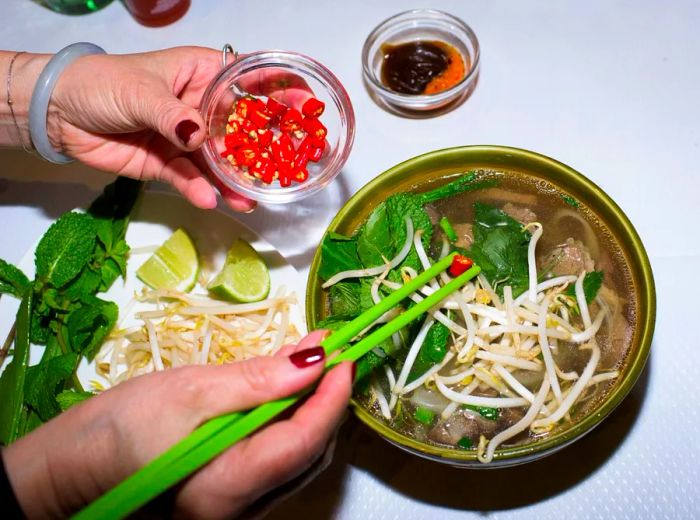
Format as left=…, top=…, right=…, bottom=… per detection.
left=136, top=228, right=199, bottom=292
left=207, top=239, right=270, bottom=302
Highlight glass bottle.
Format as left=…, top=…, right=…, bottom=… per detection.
left=43, top=0, right=113, bottom=15
left=122, top=0, right=191, bottom=27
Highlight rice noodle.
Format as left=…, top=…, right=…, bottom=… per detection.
left=321, top=217, right=414, bottom=288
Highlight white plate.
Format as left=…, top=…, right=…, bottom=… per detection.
left=0, top=190, right=306, bottom=387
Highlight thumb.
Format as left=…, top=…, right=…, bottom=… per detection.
left=136, top=83, right=206, bottom=152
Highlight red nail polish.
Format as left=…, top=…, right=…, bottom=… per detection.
left=289, top=347, right=325, bottom=368
left=175, top=119, right=199, bottom=146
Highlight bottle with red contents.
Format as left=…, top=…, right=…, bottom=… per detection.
left=123, top=0, right=190, bottom=27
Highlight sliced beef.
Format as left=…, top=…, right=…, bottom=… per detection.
left=428, top=408, right=499, bottom=445
left=543, top=237, right=595, bottom=276
left=502, top=203, right=537, bottom=225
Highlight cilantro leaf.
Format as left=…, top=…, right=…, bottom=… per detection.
left=566, top=271, right=604, bottom=304
left=0, top=258, right=30, bottom=299
left=34, top=212, right=98, bottom=289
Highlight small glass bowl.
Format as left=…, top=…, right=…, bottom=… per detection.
left=362, top=9, right=480, bottom=115
left=200, top=51, right=355, bottom=204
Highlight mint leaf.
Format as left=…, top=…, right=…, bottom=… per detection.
left=357, top=204, right=392, bottom=266
left=0, top=258, right=30, bottom=298
left=56, top=390, right=94, bottom=411
left=63, top=266, right=102, bottom=301
left=318, top=232, right=362, bottom=281
left=35, top=212, right=98, bottom=289
left=24, top=352, right=78, bottom=421
left=66, top=296, right=118, bottom=359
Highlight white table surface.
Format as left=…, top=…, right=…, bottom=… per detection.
left=1, top=1, right=699, bottom=518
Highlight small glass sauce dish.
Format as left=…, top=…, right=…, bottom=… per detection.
left=362, top=9, right=480, bottom=115
left=200, top=50, right=355, bottom=204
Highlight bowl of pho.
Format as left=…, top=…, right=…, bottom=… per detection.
left=307, top=145, right=655, bottom=467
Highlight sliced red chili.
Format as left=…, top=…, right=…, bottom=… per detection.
left=250, top=157, right=272, bottom=181
left=278, top=161, right=293, bottom=187
left=301, top=117, right=327, bottom=141
left=270, top=134, right=294, bottom=164
left=448, top=255, right=474, bottom=277
left=256, top=128, right=273, bottom=149
left=240, top=119, right=257, bottom=137
left=248, top=109, right=272, bottom=129
left=233, top=144, right=259, bottom=167
left=235, top=97, right=254, bottom=118
left=293, top=146, right=310, bottom=171
left=309, top=142, right=324, bottom=162
left=224, top=132, right=250, bottom=150
left=293, top=167, right=309, bottom=183
left=266, top=97, right=288, bottom=117
left=279, top=108, right=303, bottom=135
left=301, top=97, right=325, bottom=118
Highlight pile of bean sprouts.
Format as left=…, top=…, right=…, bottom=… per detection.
left=94, top=286, right=300, bottom=387
left=324, top=216, right=619, bottom=463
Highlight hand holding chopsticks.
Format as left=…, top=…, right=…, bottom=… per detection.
left=74, top=253, right=479, bottom=519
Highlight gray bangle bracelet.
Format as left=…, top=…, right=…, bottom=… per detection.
left=29, top=42, right=106, bottom=164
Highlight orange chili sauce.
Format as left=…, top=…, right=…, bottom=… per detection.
left=424, top=42, right=468, bottom=94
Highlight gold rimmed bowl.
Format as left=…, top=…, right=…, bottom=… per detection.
left=306, top=145, right=655, bottom=467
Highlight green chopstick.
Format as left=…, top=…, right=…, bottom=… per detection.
left=74, top=254, right=479, bottom=519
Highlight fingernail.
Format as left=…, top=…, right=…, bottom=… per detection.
left=175, top=119, right=200, bottom=146
left=351, top=362, right=357, bottom=382
left=289, top=346, right=325, bottom=368
left=243, top=202, right=257, bottom=214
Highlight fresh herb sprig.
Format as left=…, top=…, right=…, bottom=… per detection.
left=0, top=178, right=141, bottom=444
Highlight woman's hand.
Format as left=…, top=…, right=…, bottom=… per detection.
left=46, top=46, right=254, bottom=212
left=2, top=330, right=353, bottom=518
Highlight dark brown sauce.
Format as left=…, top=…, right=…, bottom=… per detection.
left=380, top=41, right=450, bottom=95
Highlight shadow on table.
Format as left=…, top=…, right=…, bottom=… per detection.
left=231, top=170, right=353, bottom=272
left=0, top=148, right=111, bottom=217
left=267, top=351, right=652, bottom=518
left=0, top=148, right=352, bottom=275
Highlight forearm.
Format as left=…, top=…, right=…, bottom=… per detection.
left=0, top=51, right=51, bottom=148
